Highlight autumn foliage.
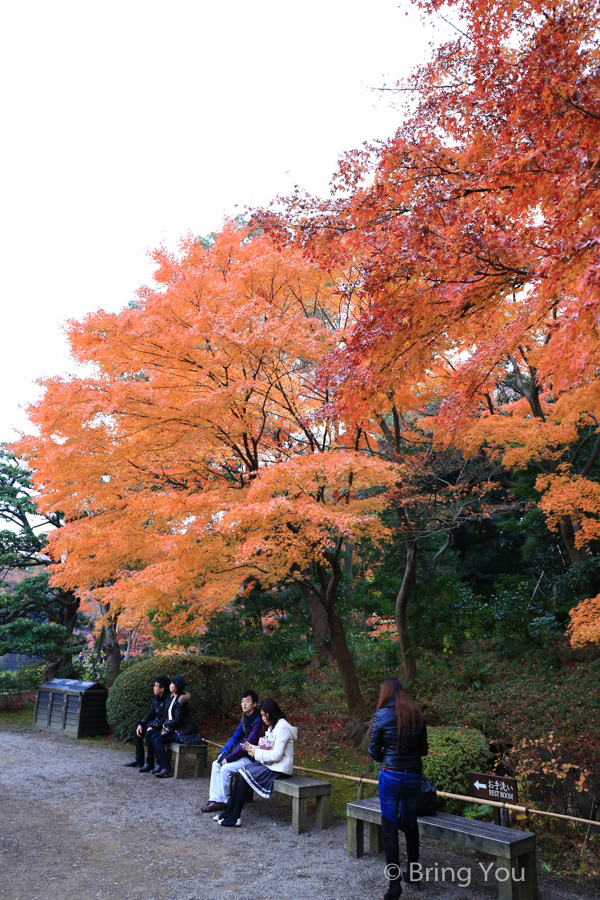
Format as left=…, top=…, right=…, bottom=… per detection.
left=259, top=0, right=600, bottom=644
left=14, top=0, right=600, bottom=684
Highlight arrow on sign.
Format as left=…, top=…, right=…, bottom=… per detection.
left=474, top=781, right=487, bottom=791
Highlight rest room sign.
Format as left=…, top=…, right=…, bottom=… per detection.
left=468, top=772, right=518, bottom=804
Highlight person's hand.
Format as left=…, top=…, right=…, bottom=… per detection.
left=147, top=727, right=154, bottom=734
left=136, top=724, right=143, bottom=737
left=245, top=744, right=256, bottom=758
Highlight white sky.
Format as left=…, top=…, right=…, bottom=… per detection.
left=1, top=0, right=445, bottom=440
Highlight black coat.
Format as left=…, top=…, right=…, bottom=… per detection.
left=139, top=692, right=170, bottom=729
left=368, top=703, right=428, bottom=770
left=161, top=693, right=197, bottom=737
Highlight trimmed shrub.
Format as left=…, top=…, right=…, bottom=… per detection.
left=423, top=726, right=491, bottom=795
left=0, top=662, right=45, bottom=710
left=106, top=654, right=242, bottom=739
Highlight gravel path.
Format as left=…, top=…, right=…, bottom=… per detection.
left=0, top=731, right=596, bottom=900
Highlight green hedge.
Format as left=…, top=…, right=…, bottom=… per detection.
left=423, top=726, right=491, bottom=795
left=107, top=654, right=242, bottom=739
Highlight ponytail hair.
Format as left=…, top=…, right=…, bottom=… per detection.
left=376, top=677, right=422, bottom=745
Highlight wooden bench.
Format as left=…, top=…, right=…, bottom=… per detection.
left=271, top=774, right=331, bottom=835
left=167, top=742, right=207, bottom=780
left=347, top=797, right=538, bottom=900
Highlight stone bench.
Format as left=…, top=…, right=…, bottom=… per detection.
left=347, top=797, right=538, bottom=900
left=167, top=742, right=207, bottom=780
left=271, top=774, right=331, bottom=835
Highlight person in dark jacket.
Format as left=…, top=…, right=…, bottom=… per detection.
left=151, top=675, right=200, bottom=778
left=201, top=690, right=261, bottom=813
left=124, top=675, right=171, bottom=771
left=369, top=677, right=428, bottom=900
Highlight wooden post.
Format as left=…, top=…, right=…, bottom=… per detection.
left=348, top=817, right=364, bottom=859
left=315, top=794, right=331, bottom=829
left=291, top=797, right=308, bottom=835
left=369, top=822, right=383, bottom=853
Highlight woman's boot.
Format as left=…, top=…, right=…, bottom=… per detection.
left=402, top=828, right=420, bottom=887
left=382, top=822, right=402, bottom=899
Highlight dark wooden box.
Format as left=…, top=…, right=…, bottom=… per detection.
left=34, top=678, right=109, bottom=738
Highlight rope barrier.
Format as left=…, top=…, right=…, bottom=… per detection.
left=203, top=739, right=599, bottom=828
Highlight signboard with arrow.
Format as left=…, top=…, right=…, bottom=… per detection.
left=468, top=772, right=518, bottom=804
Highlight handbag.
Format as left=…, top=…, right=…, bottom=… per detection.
left=258, top=733, right=275, bottom=751
left=417, top=776, right=437, bottom=816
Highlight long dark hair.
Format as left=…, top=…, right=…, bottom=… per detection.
left=260, top=698, right=283, bottom=726
left=376, top=677, right=422, bottom=745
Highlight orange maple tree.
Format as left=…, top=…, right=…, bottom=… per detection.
left=260, top=0, right=600, bottom=646
left=17, top=224, right=401, bottom=711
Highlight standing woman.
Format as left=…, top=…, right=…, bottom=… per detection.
left=369, top=678, right=428, bottom=899
left=216, top=698, right=297, bottom=827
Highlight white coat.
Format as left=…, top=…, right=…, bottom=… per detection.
left=253, top=718, right=297, bottom=775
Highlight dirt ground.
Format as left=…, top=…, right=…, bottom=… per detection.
left=0, top=731, right=597, bottom=900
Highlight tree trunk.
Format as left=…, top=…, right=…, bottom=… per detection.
left=395, top=536, right=418, bottom=682
left=42, top=589, right=80, bottom=681
left=292, top=593, right=300, bottom=626
left=326, top=604, right=369, bottom=720
left=394, top=502, right=418, bottom=682
left=99, top=606, right=121, bottom=686
left=300, top=580, right=334, bottom=663
left=559, top=515, right=587, bottom=564
left=344, top=541, right=353, bottom=599
left=316, top=551, right=369, bottom=721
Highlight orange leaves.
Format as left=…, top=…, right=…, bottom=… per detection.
left=14, top=224, right=405, bottom=637
left=568, top=593, right=600, bottom=646
left=537, top=472, right=600, bottom=546
left=219, top=451, right=401, bottom=586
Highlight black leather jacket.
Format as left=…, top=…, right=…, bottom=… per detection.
left=139, top=692, right=169, bottom=729
left=368, top=703, right=428, bottom=770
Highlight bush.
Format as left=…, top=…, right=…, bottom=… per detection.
left=0, top=662, right=45, bottom=710
left=106, top=654, right=242, bottom=739
left=423, top=726, right=491, bottom=795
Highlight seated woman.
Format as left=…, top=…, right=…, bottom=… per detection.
left=151, top=675, right=200, bottom=778
left=216, top=698, right=297, bottom=827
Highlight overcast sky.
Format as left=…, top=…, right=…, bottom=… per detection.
left=1, top=0, right=446, bottom=440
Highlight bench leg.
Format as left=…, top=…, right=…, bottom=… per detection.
left=292, top=797, right=308, bottom=835
left=369, top=822, right=383, bottom=854
left=514, top=850, right=538, bottom=900
left=173, top=748, right=186, bottom=780
left=348, top=817, right=364, bottom=859
left=193, top=747, right=207, bottom=778
left=495, top=855, right=525, bottom=900
left=315, top=794, right=330, bottom=830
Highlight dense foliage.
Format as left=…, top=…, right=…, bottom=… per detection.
left=423, top=727, right=491, bottom=796
left=11, top=0, right=600, bottom=719
left=106, top=654, right=242, bottom=738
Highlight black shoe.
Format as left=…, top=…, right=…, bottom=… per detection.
left=151, top=765, right=162, bottom=774
left=155, top=767, right=173, bottom=778
left=139, top=764, right=153, bottom=772
left=124, top=759, right=143, bottom=767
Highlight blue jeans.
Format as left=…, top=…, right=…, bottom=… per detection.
left=151, top=731, right=173, bottom=771
left=379, top=767, right=423, bottom=832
